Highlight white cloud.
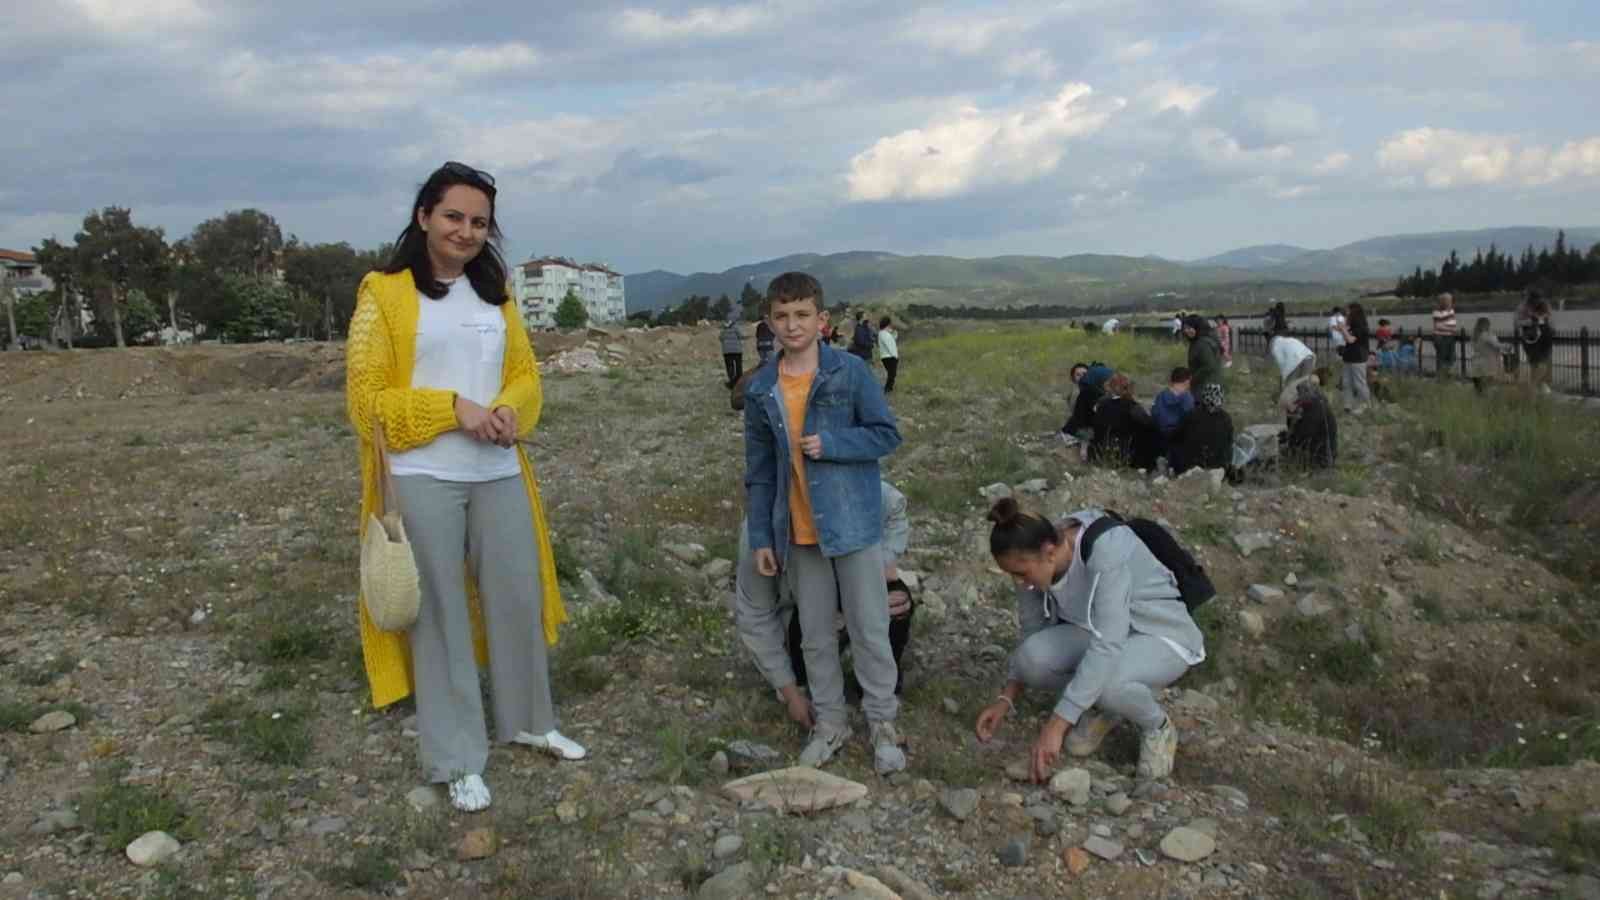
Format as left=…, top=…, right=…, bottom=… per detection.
left=1311, top=151, right=1350, bottom=175
left=1143, top=81, right=1216, bottom=115
left=71, top=0, right=211, bottom=33
left=615, top=4, right=772, bottom=41
left=1241, top=97, right=1320, bottom=140
left=1377, top=128, right=1600, bottom=188
left=1273, top=184, right=1318, bottom=200
left=846, top=83, right=1123, bottom=202
left=1113, top=39, right=1156, bottom=63
left=1188, top=127, right=1292, bottom=170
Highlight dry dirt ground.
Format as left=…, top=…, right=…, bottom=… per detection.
left=0, top=323, right=1596, bottom=900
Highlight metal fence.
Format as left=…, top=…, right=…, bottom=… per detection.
left=1129, top=324, right=1598, bottom=396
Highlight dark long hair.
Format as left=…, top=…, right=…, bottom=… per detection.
left=383, top=163, right=509, bottom=304
left=987, top=497, right=1059, bottom=558
left=1347, top=302, right=1369, bottom=336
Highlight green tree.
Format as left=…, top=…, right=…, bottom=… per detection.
left=218, top=274, right=296, bottom=343
left=13, top=289, right=53, bottom=341
left=282, top=239, right=369, bottom=339
left=739, top=282, right=763, bottom=321
left=554, top=289, right=588, bottom=329
left=188, top=209, right=284, bottom=278
left=35, top=236, right=84, bottom=347
left=73, top=207, right=169, bottom=347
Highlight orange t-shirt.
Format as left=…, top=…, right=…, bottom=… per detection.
left=779, top=370, right=819, bottom=546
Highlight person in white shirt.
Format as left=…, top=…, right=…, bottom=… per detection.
left=1270, top=333, right=1317, bottom=415
left=1327, top=306, right=1347, bottom=355
left=877, top=316, right=900, bottom=393
left=1101, top=318, right=1120, bottom=334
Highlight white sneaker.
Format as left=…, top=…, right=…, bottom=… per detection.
left=515, top=729, right=588, bottom=761
left=1136, top=717, right=1179, bottom=780
left=448, top=774, right=491, bottom=812
left=870, top=721, right=907, bottom=775
left=798, top=724, right=851, bottom=768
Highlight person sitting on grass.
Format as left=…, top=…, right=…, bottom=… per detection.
left=1151, top=367, right=1194, bottom=472
left=973, top=499, right=1205, bottom=782
left=731, top=480, right=915, bottom=707
left=1060, top=361, right=1114, bottom=443
left=1284, top=379, right=1338, bottom=469
left=1172, top=383, right=1234, bottom=476
left=1090, top=374, right=1160, bottom=471
left=742, top=271, right=906, bottom=774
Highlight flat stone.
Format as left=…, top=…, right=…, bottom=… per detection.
left=1233, top=532, right=1274, bottom=557
left=1247, top=584, right=1285, bottom=603
left=702, top=558, right=734, bottom=580
left=1186, top=817, right=1220, bottom=837
left=309, top=816, right=348, bottom=837
left=712, top=834, right=744, bottom=860
left=1237, top=609, right=1266, bottom=639
left=1015, top=478, right=1050, bottom=494
left=697, top=862, right=757, bottom=900
left=724, top=740, right=782, bottom=771
left=1160, top=826, right=1217, bottom=862
left=664, top=542, right=708, bottom=564
left=456, top=827, right=497, bottom=861
left=997, top=837, right=1029, bottom=867
left=1049, top=768, right=1091, bottom=806
left=126, top=831, right=180, bottom=867
left=1004, top=759, right=1034, bottom=782
left=29, top=710, right=76, bottom=733
left=842, top=868, right=901, bottom=899
left=1083, top=835, right=1124, bottom=861
left=721, top=767, right=868, bottom=814
left=939, top=787, right=979, bottom=821
left=1296, top=593, right=1333, bottom=618
left=1063, top=846, right=1092, bottom=876
left=1211, top=785, right=1250, bottom=809
left=31, top=809, right=79, bottom=835
left=876, top=866, right=939, bottom=900
left=2, top=872, right=21, bottom=885
left=979, top=482, right=1012, bottom=501
left=1105, top=792, right=1133, bottom=816
left=404, top=786, right=441, bottom=813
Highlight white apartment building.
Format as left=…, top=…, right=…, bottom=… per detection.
left=1, top=249, right=52, bottom=296
left=512, top=257, right=626, bottom=327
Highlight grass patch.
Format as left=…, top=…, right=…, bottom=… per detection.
left=746, top=817, right=808, bottom=875
left=0, top=699, right=42, bottom=732
left=83, top=767, right=195, bottom=847
left=1403, top=528, right=1442, bottom=564
left=318, top=844, right=402, bottom=892
left=651, top=723, right=715, bottom=786
left=1511, top=811, right=1600, bottom=874
left=552, top=655, right=613, bottom=699
left=201, top=699, right=315, bottom=766
left=1295, top=542, right=1337, bottom=580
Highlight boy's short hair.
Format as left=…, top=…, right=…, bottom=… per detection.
left=878, top=316, right=891, bottom=329
left=1170, top=366, right=1192, bottom=384
left=1378, top=318, right=1390, bottom=326
left=766, top=272, right=823, bottom=311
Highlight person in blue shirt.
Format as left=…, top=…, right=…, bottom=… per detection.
left=1151, top=367, right=1194, bottom=472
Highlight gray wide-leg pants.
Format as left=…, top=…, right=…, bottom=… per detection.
left=1010, top=625, right=1189, bottom=732
left=393, top=474, right=557, bottom=783
left=787, top=543, right=898, bottom=729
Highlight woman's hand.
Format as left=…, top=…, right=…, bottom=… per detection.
left=490, top=406, right=518, bottom=448
left=454, top=396, right=502, bottom=444
left=975, top=700, right=1010, bottom=743
left=1030, top=714, right=1071, bottom=782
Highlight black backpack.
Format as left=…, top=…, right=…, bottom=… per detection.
left=1079, top=510, right=1215, bottom=611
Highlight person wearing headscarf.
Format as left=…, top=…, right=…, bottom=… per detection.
left=1285, top=379, right=1338, bottom=469
left=1173, top=382, right=1234, bottom=475
left=1090, top=374, right=1160, bottom=470
left=1181, top=315, right=1224, bottom=396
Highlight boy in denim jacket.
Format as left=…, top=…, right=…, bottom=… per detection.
left=743, top=272, right=906, bottom=774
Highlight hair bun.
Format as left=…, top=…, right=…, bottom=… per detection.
left=987, top=496, right=1021, bottom=526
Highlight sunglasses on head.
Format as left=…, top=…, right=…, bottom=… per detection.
left=441, top=161, right=496, bottom=191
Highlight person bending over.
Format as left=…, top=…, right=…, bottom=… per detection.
left=974, top=499, right=1205, bottom=782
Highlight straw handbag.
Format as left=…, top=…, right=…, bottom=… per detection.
left=360, top=423, right=420, bottom=632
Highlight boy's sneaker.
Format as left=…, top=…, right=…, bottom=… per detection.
left=1136, top=717, right=1179, bottom=780
left=798, top=724, right=851, bottom=768
left=514, top=729, right=588, bottom=761
left=870, top=721, right=907, bottom=775
left=1065, top=709, right=1116, bottom=758
left=448, top=774, right=491, bottom=812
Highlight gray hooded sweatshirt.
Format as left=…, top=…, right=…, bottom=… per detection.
left=1009, top=509, right=1206, bottom=724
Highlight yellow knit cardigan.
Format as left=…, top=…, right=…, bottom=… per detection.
left=345, top=269, right=567, bottom=709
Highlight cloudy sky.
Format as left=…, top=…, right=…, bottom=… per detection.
left=3, top=1, right=1598, bottom=274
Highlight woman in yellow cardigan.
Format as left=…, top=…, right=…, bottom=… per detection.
left=346, top=161, right=584, bottom=813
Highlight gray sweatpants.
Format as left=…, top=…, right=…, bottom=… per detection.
left=1010, top=626, right=1189, bottom=732
left=393, top=474, right=557, bottom=783
left=787, top=543, right=897, bottom=729
left=1341, top=360, right=1370, bottom=411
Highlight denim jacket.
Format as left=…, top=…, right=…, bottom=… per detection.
left=744, top=343, right=901, bottom=560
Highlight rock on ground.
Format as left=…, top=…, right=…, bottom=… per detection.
left=1063, top=846, right=1092, bottom=876
left=1049, top=768, right=1092, bottom=806
left=1233, top=531, right=1274, bottom=557
left=1247, top=584, right=1285, bottom=603
left=721, top=766, right=868, bottom=813
left=456, top=827, right=498, bottom=861
left=698, top=862, right=757, bottom=900
left=1083, top=835, right=1124, bottom=861
left=1238, top=609, right=1266, bottom=638
left=939, top=787, right=979, bottom=821
left=1160, top=826, right=1218, bottom=862
left=29, top=710, right=76, bottom=733
left=126, top=831, right=181, bottom=867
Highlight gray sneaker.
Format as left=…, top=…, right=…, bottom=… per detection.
left=1136, top=717, right=1179, bottom=779
left=1065, top=709, right=1116, bottom=758
left=798, top=724, right=851, bottom=768
left=870, top=721, right=907, bottom=775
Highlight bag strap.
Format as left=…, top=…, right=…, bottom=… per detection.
left=372, top=421, right=398, bottom=519
left=1077, top=510, right=1125, bottom=563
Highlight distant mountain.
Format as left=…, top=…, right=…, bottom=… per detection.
left=1192, top=244, right=1312, bottom=270
left=1258, top=227, right=1600, bottom=281
left=623, top=251, right=1305, bottom=314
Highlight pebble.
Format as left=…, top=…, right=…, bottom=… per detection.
left=997, top=838, right=1029, bottom=867
left=1063, top=846, right=1091, bottom=876
left=126, top=831, right=181, bottom=867
left=1237, top=609, right=1265, bottom=639
left=979, top=482, right=1013, bottom=501
left=1105, top=792, right=1132, bottom=816
left=28, top=710, right=77, bottom=734
left=697, top=862, right=756, bottom=900
left=1211, top=785, right=1250, bottom=809
left=1232, top=532, right=1274, bottom=557
left=1284, top=572, right=1299, bottom=587
left=31, top=809, right=79, bottom=835
left=709, top=751, right=730, bottom=775
left=404, top=785, right=440, bottom=813
left=456, top=827, right=497, bottom=861
left=1083, top=835, right=1124, bottom=861
left=939, top=788, right=979, bottom=821
left=1160, top=826, right=1217, bottom=862
left=702, top=558, right=734, bottom=580
left=941, top=697, right=961, bottom=715
left=1295, top=593, right=1333, bottom=618
left=556, top=800, right=580, bottom=824
left=712, top=834, right=744, bottom=860
left=654, top=798, right=676, bottom=816
left=309, top=816, right=348, bottom=836
left=2, top=872, right=21, bottom=885
left=1049, top=768, right=1091, bottom=806
left=1186, top=817, right=1220, bottom=837
left=1246, top=584, right=1285, bottom=603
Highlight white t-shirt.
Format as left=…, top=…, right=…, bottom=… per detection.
left=1270, top=335, right=1316, bottom=378
left=388, top=277, right=521, bottom=482
left=1102, top=318, right=1120, bottom=333
left=877, top=328, right=898, bottom=359
left=1328, top=313, right=1347, bottom=347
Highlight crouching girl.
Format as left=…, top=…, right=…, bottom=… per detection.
left=973, top=499, right=1205, bottom=782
